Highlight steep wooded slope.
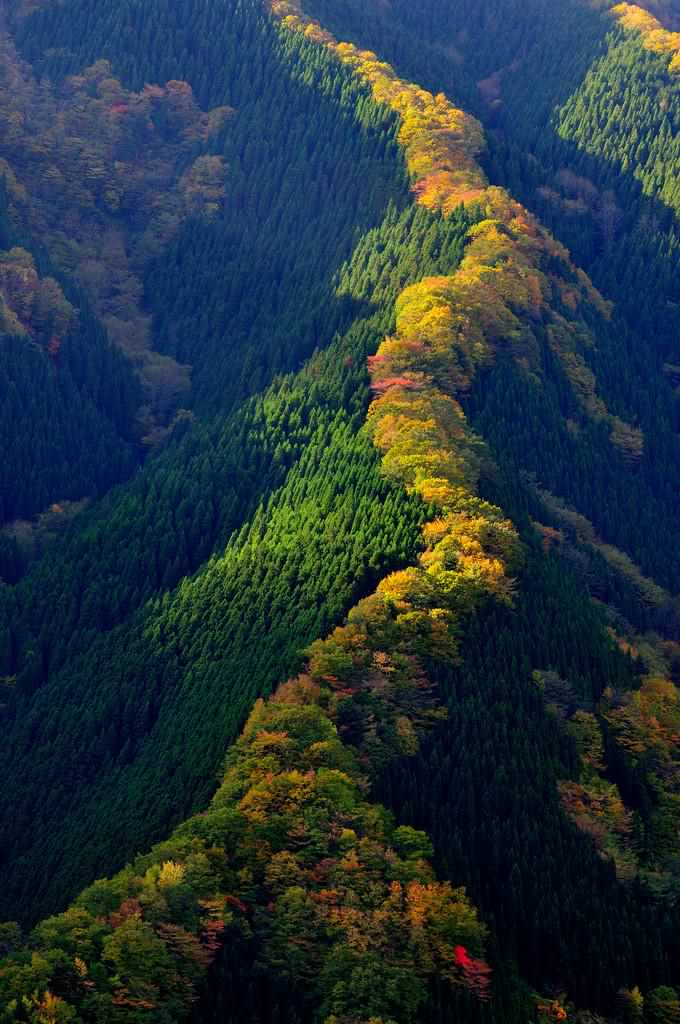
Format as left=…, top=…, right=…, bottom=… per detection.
left=1, top=1, right=680, bottom=1022
left=0, top=0, right=431, bottom=930
left=297, top=0, right=680, bottom=882
left=0, top=0, right=407, bottom=550
left=0, top=197, right=141, bottom=536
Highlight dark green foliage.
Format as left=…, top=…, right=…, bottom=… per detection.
left=14, top=0, right=410, bottom=417
left=304, top=0, right=680, bottom=605
left=0, top=201, right=141, bottom=526
left=4, top=0, right=680, bottom=1020
left=0, top=199, right=476, bottom=926
left=141, top=28, right=411, bottom=413
left=378, top=546, right=679, bottom=1014
left=557, top=35, right=680, bottom=215
left=467, top=345, right=680, bottom=596
left=303, top=0, right=608, bottom=125
left=0, top=329, right=138, bottom=525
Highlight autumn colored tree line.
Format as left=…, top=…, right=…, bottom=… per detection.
left=271, top=0, right=644, bottom=467
left=0, top=6, right=542, bottom=1021
left=0, top=668, right=493, bottom=1023
left=0, top=181, right=505, bottom=1021
left=0, top=147, right=503, bottom=1022
left=590, top=1, right=680, bottom=71
left=271, top=3, right=680, bottom=1017
left=2, top=1, right=680, bottom=1021
left=0, top=18, right=444, bottom=931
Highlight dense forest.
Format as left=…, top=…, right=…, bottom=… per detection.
left=1, top=0, right=680, bottom=1022
left=0, top=193, right=141, bottom=535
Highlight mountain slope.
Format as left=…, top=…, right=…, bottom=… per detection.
left=0, top=18, right=431, bottom=926
left=0, top=201, right=141, bottom=540
left=1, top=1, right=680, bottom=1022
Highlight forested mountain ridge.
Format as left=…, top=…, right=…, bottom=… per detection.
left=0, top=0, right=404, bottom=540
left=0, top=25, right=229, bottom=532
left=593, top=1, right=680, bottom=68
left=274, top=2, right=680, bottom=913
left=0, top=6, right=515, bottom=1019
left=305, top=0, right=680, bottom=903
left=0, top=17, right=423, bottom=938
left=295, top=0, right=680, bottom=604
left=0, top=224, right=141, bottom=543
left=1, top=0, right=680, bottom=1021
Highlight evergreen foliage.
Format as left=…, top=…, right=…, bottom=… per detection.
left=2, top=0, right=680, bottom=1021
left=0, top=194, right=141, bottom=526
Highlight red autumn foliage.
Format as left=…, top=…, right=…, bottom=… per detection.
left=370, top=373, right=425, bottom=394
left=454, top=944, right=492, bottom=1000
left=107, top=898, right=143, bottom=929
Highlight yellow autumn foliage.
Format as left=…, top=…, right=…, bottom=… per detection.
left=158, top=860, right=186, bottom=889
left=591, top=2, right=680, bottom=71
left=267, top=0, right=645, bottom=778
left=270, top=0, right=487, bottom=203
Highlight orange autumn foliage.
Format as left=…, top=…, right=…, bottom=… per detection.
left=271, top=0, right=639, bottom=459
